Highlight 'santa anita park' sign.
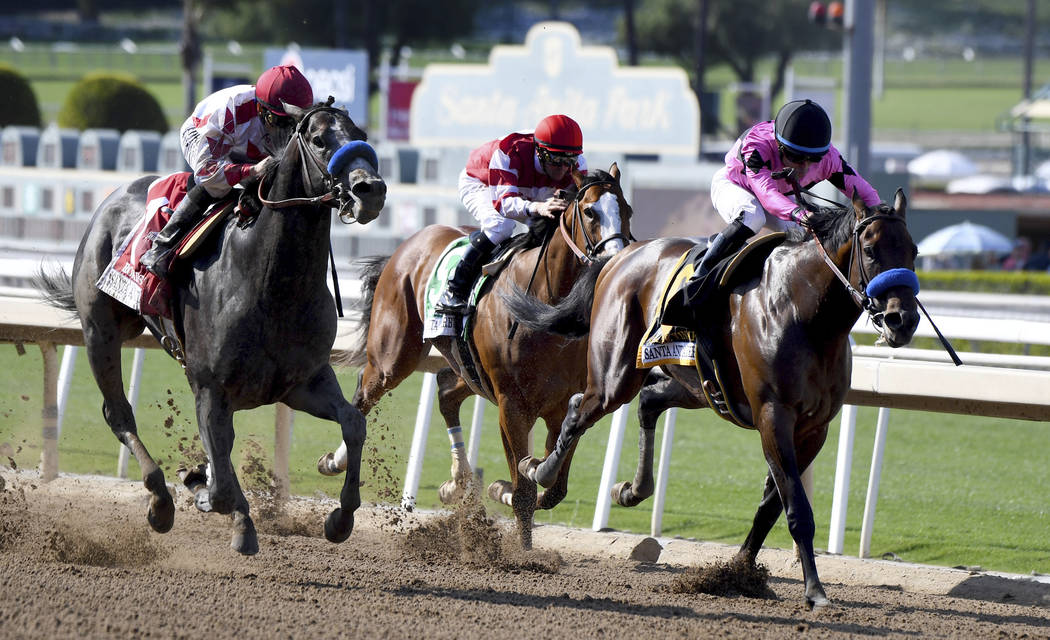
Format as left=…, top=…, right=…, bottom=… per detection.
left=409, top=22, right=700, bottom=158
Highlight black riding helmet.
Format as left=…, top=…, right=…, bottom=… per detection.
left=774, top=99, right=832, bottom=156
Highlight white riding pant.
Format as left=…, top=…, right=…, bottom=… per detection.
left=458, top=170, right=530, bottom=245
left=710, top=166, right=801, bottom=235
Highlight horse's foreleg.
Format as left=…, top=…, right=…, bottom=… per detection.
left=497, top=412, right=537, bottom=550
left=519, top=393, right=585, bottom=488
left=194, top=387, right=257, bottom=555
left=757, top=408, right=828, bottom=609
left=320, top=334, right=423, bottom=476
left=83, top=323, right=174, bottom=534
left=736, top=471, right=783, bottom=562
left=536, top=409, right=571, bottom=510
left=436, top=369, right=475, bottom=504
left=614, top=370, right=703, bottom=508
left=285, top=366, right=363, bottom=544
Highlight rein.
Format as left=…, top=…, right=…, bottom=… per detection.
left=781, top=171, right=961, bottom=365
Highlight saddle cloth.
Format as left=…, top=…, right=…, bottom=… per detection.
left=421, top=231, right=538, bottom=340
left=95, top=172, right=234, bottom=319
left=422, top=236, right=473, bottom=339
left=636, top=250, right=698, bottom=368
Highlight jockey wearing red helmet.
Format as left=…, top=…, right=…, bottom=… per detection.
left=141, top=65, right=315, bottom=279
left=435, top=114, right=589, bottom=315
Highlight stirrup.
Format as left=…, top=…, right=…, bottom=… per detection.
left=435, top=289, right=470, bottom=316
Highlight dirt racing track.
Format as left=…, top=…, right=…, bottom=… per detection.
left=0, top=469, right=1048, bottom=639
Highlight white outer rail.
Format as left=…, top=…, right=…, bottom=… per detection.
left=5, top=291, right=1050, bottom=562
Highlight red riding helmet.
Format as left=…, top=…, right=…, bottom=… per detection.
left=255, top=65, right=314, bottom=116
left=534, top=114, right=583, bottom=155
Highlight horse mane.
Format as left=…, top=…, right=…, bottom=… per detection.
left=791, top=203, right=855, bottom=250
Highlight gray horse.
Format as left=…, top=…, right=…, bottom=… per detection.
left=35, top=102, right=386, bottom=554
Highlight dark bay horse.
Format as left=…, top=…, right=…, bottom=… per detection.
left=506, top=190, right=920, bottom=607
left=35, top=102, right=386, bottom=555
left=324, top=165, right=632, bottom=548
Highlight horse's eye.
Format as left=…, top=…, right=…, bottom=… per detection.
left=312, top=136, right=323, bottom=147
left=862, top=245, right=876, bottom=259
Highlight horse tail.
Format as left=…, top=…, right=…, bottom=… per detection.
left=32, top=265, right=77, bottom=317
left=340, top=255, right=390, bottom=368
left=502, top=257, right=608, bottom=339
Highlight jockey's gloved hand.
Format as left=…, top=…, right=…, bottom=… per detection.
left=238, top=187, right=262, bottom=218
left=250, top=156, right=277, bottom=179
left=792, top=206, right=813, bottom=228
left=530, top=196, right=569, bottom=219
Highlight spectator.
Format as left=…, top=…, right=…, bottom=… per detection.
left=1001, top=237, right=1032, bottom=271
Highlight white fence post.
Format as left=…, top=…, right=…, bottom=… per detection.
left=828, top=403, right=858, bottom=554
left=859, top=407, right=891, bottom=558
left=467, top=396, right=485, bottom=469
left=592, top=404, right=630, bottom=531
left=56, top=344, right=78, bottom=438
left=39, top=342, right=59, bottom=482
left=401, top=371, right=437, bottom=510
left=650, top=406, right=677, bottom=537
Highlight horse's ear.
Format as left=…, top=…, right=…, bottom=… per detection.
left=608, top=162, right=620, bottom=181
left=283, top=101, right=306, bottom=121
left=851, top=187, right=868, bottom=221
left=893, top=188, right=907, bottom=219
left=572, top=168, right=585, bottom=189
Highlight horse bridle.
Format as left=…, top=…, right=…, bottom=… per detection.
left=257, top=104, right=359, bottom=217
left=557, top=179, right=633, bottom=264
left=810, top=212, right=920, bottom=320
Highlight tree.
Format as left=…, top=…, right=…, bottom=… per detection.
left=634, top=0, right=837, bottom=131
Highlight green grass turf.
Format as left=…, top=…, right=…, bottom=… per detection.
left=1, top=343, right=1047, bottom=576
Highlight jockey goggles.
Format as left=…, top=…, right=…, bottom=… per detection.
left=538, top=147, right=578, bottom=167
left=779, top=143, right=826, bottom=165
left=259, top=103, right=295, bottom=129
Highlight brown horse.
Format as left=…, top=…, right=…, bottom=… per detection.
left=506, top=190, right=920, bottom=607
left=323, top=165, right=633, bottom=548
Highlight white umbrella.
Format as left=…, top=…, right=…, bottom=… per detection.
left=907, top=149, right=978, bottom=188
left=945, top=174, right=1016, bottom=194
left=916, top=221, right=1014, bottom=256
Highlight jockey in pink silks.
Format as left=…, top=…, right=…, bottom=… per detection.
left=667, top=99, right=882, bottom=320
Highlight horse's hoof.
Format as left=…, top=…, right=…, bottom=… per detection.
left=231, top=516, right=259, bottom=556
left=438, top=479, right=465, bottom=505
left=324, top=507, right=354, bottom=543
left=316, top=452, right=342, bottom=477
left=194, top=490, right=213, bottom=513
left=806, top=590, right=830, bottom=610
left=517, top=457, right=539, bottom=481
left=532, top=460, right=559, bottom=489
left=177, top=463, right=208, bottom=490
left=487, top=479, right=513, bottom=505
left=611, top=481, right=635, bottom=507
left=147, top=490, right=175, bottom=533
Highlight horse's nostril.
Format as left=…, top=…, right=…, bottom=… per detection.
left=352, top=179, right=386, bottom=198
left=883, top=311, right=903, bottom=330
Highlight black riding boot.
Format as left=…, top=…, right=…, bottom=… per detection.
left=436, top=230, right=496, bottom=315
left=662, top=219, right=754, bottom=326
left=140, top=185, right=214, bottom=279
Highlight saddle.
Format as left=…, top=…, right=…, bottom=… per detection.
left=639, top=233, right=788, bottom=427
left=95, top=172, right=242, bottom=321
